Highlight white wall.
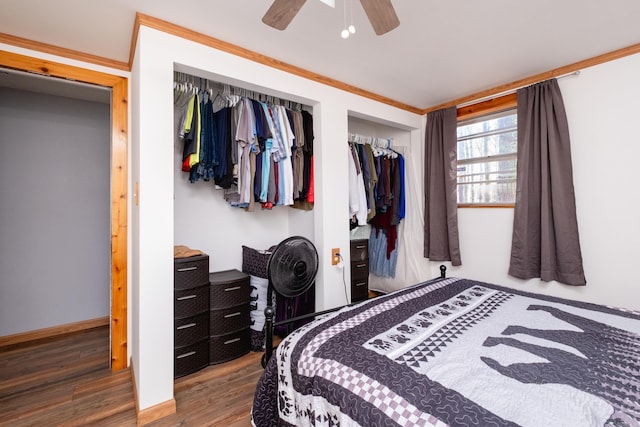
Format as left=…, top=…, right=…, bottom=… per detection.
left=132, top=25, right=423, bottom=410
left=449, top=54, right=640, bottom=311
left=130, top=31, right=177, bottom=410
left=173, top=151, right=294, bottom=271
left=130, top=33, right=143, bottom=409
left=0, top=87, right=110, bottom=335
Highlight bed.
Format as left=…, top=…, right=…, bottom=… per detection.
left=251, top=275, right=640, bottom=426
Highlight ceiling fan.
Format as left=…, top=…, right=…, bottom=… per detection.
left=262, top=0, right=400, bottom=35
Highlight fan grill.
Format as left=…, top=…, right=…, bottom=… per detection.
left=268, top=236, right=318, bottom=298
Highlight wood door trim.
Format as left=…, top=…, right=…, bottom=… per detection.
left=0, top=49, right=128, bottom=371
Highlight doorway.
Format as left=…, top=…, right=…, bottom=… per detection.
left=0, top=50, right=128, bottom=371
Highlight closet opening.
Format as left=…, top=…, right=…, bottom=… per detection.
left=347, top=114, right=422, bottom=296
left=172, top=68, right=318, bottom=368
left=0, top=52, right=128, bottom=372
left=172, top=67, right=316, bottom=272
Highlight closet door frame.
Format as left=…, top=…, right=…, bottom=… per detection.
left=0, top=50, right=129, bottom=371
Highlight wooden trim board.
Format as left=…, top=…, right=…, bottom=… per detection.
left=131, top=13, right=424, bottom=115
left=0, top=32, right=129, bottom=72
left=0, top=317, right=109, bottom=348
left=131, top=358, right=177, bottom=425
left=4, top=17, right=640, bottom=116
left=426, top=42, right=640, bottom=115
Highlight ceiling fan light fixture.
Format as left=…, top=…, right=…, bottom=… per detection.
left=341, top=0, right=354, bottom=39
left=262, top=0, right=399, bottom=35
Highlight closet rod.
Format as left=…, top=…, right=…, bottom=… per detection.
left=1, top=66, right=111, bottom=92
left=1, top=66, right=111, bottom=106
left=348, top=132, right=393, bottom=149
left=173, top=71, right=306, bottom=110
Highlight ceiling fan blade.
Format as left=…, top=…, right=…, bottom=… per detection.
left=359, top=0, right=400, bottom=35
left=262, top=0, right=308, bottom=30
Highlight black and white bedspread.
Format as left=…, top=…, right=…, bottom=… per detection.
left=251, top=278, right=640, bottom=427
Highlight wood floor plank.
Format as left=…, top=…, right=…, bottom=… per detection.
left=0, top=352, right=107, bottom=397
left=0, top=325, right=268, bottom=426
left=72, top=368, right=131, bottom=399
left=0, top=385, right=73, bottom=424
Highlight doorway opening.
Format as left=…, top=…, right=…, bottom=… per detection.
left=0, top=51, right=128, bottom=371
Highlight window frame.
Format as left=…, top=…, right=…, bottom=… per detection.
left=456, top=93, right=517, bottom=208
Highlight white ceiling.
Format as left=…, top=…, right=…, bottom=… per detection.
left=1, top=0, right=639, bottom=110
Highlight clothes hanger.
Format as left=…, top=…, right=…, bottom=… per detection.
left=212, top=91, right=226, bottom=112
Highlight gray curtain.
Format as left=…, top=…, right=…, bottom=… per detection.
left=509, top=79, right=586, bottom=285
left=424, top=107, right=461, bottom=266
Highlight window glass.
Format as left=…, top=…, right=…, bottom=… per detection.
left=457, top=110, right=517, bottom=205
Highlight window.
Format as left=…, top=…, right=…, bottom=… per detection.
left=456, top=109, right=517, bottom=206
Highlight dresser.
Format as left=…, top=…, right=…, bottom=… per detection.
left=173, top=254, right=210, bottom=378
left=350, top=239, right=369, bottom=303
left=208, top=269, right=251, bottom=364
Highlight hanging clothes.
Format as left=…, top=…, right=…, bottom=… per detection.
left=212, top=106, right=234, bottom=188
left=259, top=103, right=276, bottom=205
left=235, top=98, right=256, bottom=205
left=348, top=143, right=368, bottom=226
left=292, top=110, right=315, bottom=211
left=181, top=94, right=200, bottom=173
left=348, top=134, right=406, bottom=278
left=369, top=225, right=399, bottom=278
left=198, top=98, right=217, bottom=182
left=251, top=99, right=270, bottom=204
left=174, top=77, right=314, bottom=212
left=288, top=109, right=304, bottom=199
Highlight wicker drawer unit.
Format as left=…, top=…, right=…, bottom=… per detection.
left=175, top=285, right=209, bottom=318
left=174, top=254, right=210, bottom=378
left=175, top=311, right=209, bottom=347
left=208, top=269, right=251, bottom=365
left=174, top=254, right=210, bottom=289
left=174, top=340, right=209, bottom=379
left=350, top=239, right=369, bottom=303
left=209, top=328, right=251, bottom=365
left=209, top=305, right=251, bottom=336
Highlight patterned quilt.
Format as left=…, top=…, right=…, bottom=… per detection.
left=251, top=278, right=640, bottom=427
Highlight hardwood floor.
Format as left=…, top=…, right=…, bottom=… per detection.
left=0, top=326, right=265, bottom=426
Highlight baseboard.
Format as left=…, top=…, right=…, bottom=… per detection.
left=0, top=316, right=110, bottom=348
left=130, top=357, right=177, bottom=425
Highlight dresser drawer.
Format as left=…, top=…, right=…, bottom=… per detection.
left=351, top=260, right=369, bottom=282
left=350, top=240, right=369, bottom=304
left=175, top=312, right=209, bottom=347
left=174, top=339, right=209, bottom=378
left=209, top=270, right=250, bottom=310
left=351, top=278, right=369, bottom=303
left=209, top=328, right=250, bottom=365
left=210, top=304, right=251, bottom=336
left=175, top=284, right=209, bottom=318
left=350, top=239, right=369, bottom=262
left=174, top=255, right=209, bottom=289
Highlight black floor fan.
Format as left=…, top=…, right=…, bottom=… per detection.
left=262, top=236, right=318, bottom=367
